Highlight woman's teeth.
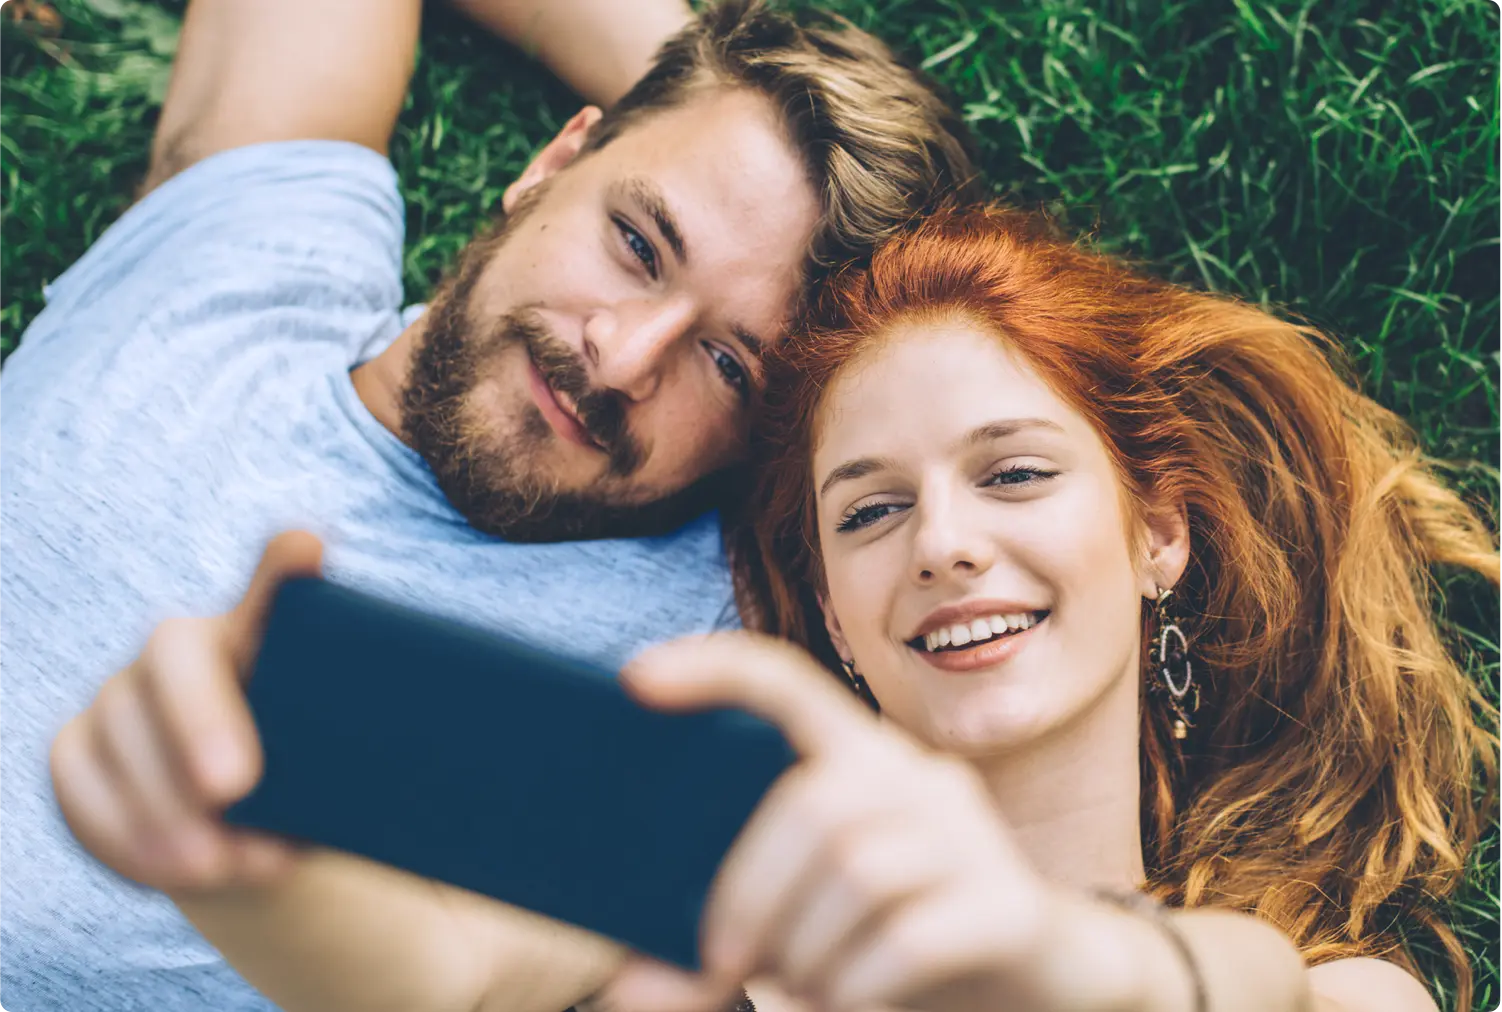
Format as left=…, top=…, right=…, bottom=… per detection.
left=922, top=612, right=1040, bottom=653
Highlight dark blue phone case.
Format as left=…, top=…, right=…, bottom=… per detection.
left=223, top=578, right=795, bottom=970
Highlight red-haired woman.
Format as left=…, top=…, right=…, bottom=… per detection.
left=610, top=205, right=1497, bottom=1012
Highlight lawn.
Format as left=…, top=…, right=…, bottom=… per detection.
left=2, top=0, right=1497, bottom=1008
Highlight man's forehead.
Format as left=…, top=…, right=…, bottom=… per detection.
left=599, top=89, right=819, bottom=258
left=594, top=89, right=820, bottom=340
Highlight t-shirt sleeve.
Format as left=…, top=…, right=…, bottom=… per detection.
left=24, top=140, right=405, bottom=357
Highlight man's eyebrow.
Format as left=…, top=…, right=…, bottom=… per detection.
left=623, top=177, right=687, bottom=266
left=730, top=323, right=765, bottom=360
left=819, top=457, right=899, bottom=498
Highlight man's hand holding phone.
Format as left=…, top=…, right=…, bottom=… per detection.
left=50, top=531, right=322, bottom=894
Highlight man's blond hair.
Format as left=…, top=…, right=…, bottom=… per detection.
left=583, top=0, right=981, bottom=274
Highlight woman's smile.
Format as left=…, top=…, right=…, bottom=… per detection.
left=902, top=601, right=1052, bottom=673
left=908, top=610, right=1049, bottom=673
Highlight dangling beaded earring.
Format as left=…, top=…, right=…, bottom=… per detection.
left=840, top=658, right=881, bottom=713
left=1152, top=587, right=1199, bottom=739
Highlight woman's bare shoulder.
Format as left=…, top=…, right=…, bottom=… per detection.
left=1306, top=957, right=1439, bottom=1012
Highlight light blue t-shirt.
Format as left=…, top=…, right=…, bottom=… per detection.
left=1, top=141, right=739, bottom=1011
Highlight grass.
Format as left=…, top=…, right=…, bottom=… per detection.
left=2, top=0, right=1498, bottom=1007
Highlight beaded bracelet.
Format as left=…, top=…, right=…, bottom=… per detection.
left=1091, top=890, right=1209, bottom=1012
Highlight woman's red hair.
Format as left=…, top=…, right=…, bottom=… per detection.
left=734, top=204, right=1498, bottom=1005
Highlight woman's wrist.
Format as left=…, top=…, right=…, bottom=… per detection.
left=1112, top=901, right=1202, bottom=1012
left=1019, top=891, right=1199, bottom=1012
left=1094, top=891, right=1210, bottom=1012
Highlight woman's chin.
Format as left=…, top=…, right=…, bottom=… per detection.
left=912, top=686, right=1064, bottom=756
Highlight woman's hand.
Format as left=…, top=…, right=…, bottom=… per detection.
left=607, top=633, right=1076, bottom=1012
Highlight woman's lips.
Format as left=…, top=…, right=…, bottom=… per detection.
left=527, top=360, right=597, bottom=450
left=911, top=615, right=1045, bottom=673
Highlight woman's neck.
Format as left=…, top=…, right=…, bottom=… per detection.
left=968, top=670, right=1147, bottom=894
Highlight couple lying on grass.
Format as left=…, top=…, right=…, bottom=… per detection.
left=5, top=2, right=1494, bottom=1011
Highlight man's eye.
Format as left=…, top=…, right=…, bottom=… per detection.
left=706, top=344, right=750, bottom=402
left=615, top=218, right=657, bottom=279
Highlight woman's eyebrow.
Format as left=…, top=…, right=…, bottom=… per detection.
left=962, top=418, right=1066, bottom=447
left=819, top=419, right=1066, bottom=498
left=819, top=456, right=899, bottom=498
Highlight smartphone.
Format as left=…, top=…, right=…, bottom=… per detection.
left=223, top=577, right=795, bottom=970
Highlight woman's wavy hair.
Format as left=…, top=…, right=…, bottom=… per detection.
left=733, top=203, right=1498, bottom=1006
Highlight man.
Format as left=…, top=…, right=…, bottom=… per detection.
left=2, top=0, right=975, bottom=1008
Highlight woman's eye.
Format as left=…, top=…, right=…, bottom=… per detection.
left=706, top=344, right=750, bottom=402
left=985, top=465, right=1058, bottom=488
left=836, top=502, right=904, bottom=533
left=615, top=218, right=657, bottom=279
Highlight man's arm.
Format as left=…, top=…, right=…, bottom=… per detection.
left=450, top=0, right=692, bottom=107
left=142, top=0, right=693, bottom=196
left=176, top=850, right=626, bottom=1012
left=143, top=0, right=421, bottom=193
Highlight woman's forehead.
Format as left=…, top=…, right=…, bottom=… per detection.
left=812, top=321, right=1073, bottom=463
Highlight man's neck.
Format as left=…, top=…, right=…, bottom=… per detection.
left=350, top=318, right=422, bottom=444
left=968, top=670, right=1147, bottom=894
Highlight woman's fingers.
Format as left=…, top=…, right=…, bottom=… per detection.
left=598, top=956, right=740, bottom=1012
left=698, top=765, right=837, bottom=978
left=701, top=747, right=912, bottom=981
left=820, top=881, right=1050, bottom=1012
left=773, top=826, right=939, bottom=996
left=623, top=632, right=880, bottom=760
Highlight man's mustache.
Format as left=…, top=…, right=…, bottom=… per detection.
left=509, top=313, right=642, bottom=477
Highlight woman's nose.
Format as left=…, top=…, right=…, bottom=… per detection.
left=909, top=488, right=997, bottom=585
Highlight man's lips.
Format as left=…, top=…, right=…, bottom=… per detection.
left=526, top=360, right=599, bottom=450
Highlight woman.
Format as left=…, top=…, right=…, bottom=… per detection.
left=604, top=203, right=1498, bottom=1012
left=49, top=204, right=1496, bottom=1012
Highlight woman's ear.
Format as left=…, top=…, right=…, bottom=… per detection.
left=817, top=591, right=854, bottom=665
left=502, top=105, right=603, bottom=213
left=1140, top=497, right=1190, bottom=599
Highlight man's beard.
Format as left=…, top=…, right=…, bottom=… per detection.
left=399, top=209, right=733, bottom=542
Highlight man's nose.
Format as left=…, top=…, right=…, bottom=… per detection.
left=584, top=296, right=699, bottom=402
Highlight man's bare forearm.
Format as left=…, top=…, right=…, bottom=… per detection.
left=145, top=0, right=421, bottom=192
left=450, top=0, right=694, bottom=106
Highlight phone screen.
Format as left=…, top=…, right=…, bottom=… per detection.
left=225, top=578, right=795, bottom=969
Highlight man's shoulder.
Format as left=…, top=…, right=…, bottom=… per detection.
left=17, top=141, right=405, bottom=368
left=335, top=514, right=737, bottom=669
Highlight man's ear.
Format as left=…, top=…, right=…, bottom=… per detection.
left=1139, top=496, right=1190, bottom=599
left=502, top=105, right=603, bottom=213
left=817, top=591, right=854, bottom=665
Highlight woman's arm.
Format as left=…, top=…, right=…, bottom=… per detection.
left=1078, top=902, right=1439, bottom=1012
left=449, top=0, right=694, bottom=107
left=597, top=634, right=1444, bottom=1012
left=1308, top=957, right=1442, bottom=1012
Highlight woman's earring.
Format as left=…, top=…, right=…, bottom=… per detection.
left=1153, top=587, right=1199, bottom=740
left=840, top=658, right=881, bottom=713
